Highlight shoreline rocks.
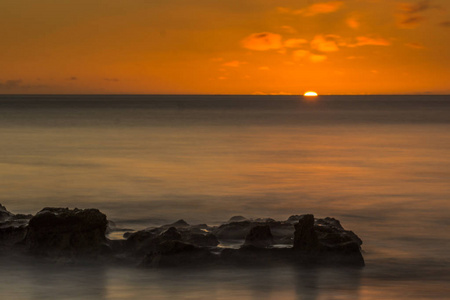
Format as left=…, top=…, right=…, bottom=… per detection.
left=0, top=204, right=365, bottom=268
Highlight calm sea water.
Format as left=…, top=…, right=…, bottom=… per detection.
left=0, top=95, right=449, bottom=299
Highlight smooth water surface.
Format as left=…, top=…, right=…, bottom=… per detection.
left=0, top=95, right=449, bottom=299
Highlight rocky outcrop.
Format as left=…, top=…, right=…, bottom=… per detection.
left=0, top=204, right=364, bottom=267
left=25, top=207, right=108, bottom=257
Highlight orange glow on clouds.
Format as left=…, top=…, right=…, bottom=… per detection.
left=0, top=0, right=449, bottom=94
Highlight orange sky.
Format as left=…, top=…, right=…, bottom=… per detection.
left=0, top=0, right=449, bottom=94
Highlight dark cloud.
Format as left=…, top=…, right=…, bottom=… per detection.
left=67, top=76, right=78, bottom=81
left=0, top=79, right=46, bottom=91
left=404, top=0, right=432, bottom=14
left=0, top=79, right=23, bottom=89
left=440, top=21, right=450, bottom=27
left=396, top=0, right=436, bottom=29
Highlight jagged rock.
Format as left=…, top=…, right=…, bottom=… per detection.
left=243, top=225, right=273, bottom=248
left=25, top=207, right=108, bottom=257
left=0, top=204, right=14, bottom=222
left=293, top=214, right=319, bottom=251
left=164, top=219, right=190, bottom=228
left=0, top=204, right=29, bottom=247
left=315, top=217, right=362, bottom=246
left=228, top=216, right=247, bottom=222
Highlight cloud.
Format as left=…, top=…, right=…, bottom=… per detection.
left=405, top=42, right=425, bottom=49
left=241, top=32, right=283, bottom=51
left=222, top=60, right=247, bottom=67
left=348, top=36, right=391, bottom=47
left=67, top=76, right=78, bottom=81
left=396, top=0, right=435, bottom=29
left=0, top=79, right=23, bottom=89
left=280, top=25, right=297, bottom=34
left=440, top=21, right=450, bottom=27
left=399, top=0, right=432, bottom=14
left=259, top=66, right=270, bottom=71
left=293, top=49, right=310, bottom=60
left=284, top=38, right=309, bottom=48
left=310, top=34, right=340, bottom=52
left=277, top=1, right=344, bottom=17
left=293, top=50, right=327, bottom=63
left=0, top=79, right=46, bottom=91
left=309, top=54, right=328, bottom=63
left=104, top=78, right=120, bottom=82
left=346, top=16, right=360, bottom=29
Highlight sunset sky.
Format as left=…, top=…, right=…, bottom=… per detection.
left=1, top=0, right=449, bottom=95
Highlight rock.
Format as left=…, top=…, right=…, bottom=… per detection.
left=140, top=240, right=216, bottom=268
left=315, top=217, right=362, bottom=247
left=25, top=207, right=108, bottom=257
left=214, top=220, right=294, bottom=244
left=228, top=216, right=247, bottom=222
left=286, top=215, right=304, bottom=224
left=182, top=233, right=219, bottom=247
left=243, top=225, right=273, bottom=248
left=0, top=204, right=29, bottom=247
left=0, top=204, right=14, bottom=222
left=159, top=227, right=182, bottom=241
left=164, top=219, right=190, bottom=228
left=293, top=214, right=319, bottom=251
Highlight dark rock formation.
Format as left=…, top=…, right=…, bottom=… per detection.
left=243, top=225, right=273, bottom=248
left=25, top=207, right=108, bottom=257
left=140, top=240, right=216, bottom=268
left=213, top=220, right=294, bottom=244
left=0, top=205, right=30, bottom=247
left=293, top=214, right=319, bottom=251
left=228, top=216, right=247, bottom=222
left=0, top=204, right=365, bottom=267
left=0, top=204, right=14, bottom=222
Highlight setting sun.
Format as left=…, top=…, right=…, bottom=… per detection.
left=304, top=91, right=318, bottom=97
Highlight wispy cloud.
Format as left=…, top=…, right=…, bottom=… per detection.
left=280, top=25, right=297, bottom=34
left=311, top=35, right=340, bottom=52
left=0, top=79, right=23, bottom=89
left=241, top=32, right=283, bottom=51
left=346, top=16, right=360, bottom=29
left=222, top=60, right=247, bottom=67
left=293, top=50, right=328, bottom=63
left=440, top=21, right=450, bottom=27
left=396, top=0, right=434, bottom=29
left=284, top=38, right=309, bottom=48
left=348, top=36, right=391, bottom=47
left=0, top=79, right=46, bottom=91
left=405, top=42, right=425, bottom=49
left=277, top=1, right=344, bottom=17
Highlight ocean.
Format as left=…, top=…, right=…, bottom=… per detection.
left=0, top=95, right=449, bottom=299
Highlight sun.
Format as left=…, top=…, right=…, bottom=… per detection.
left=304, top=91, right=318, bottom=97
